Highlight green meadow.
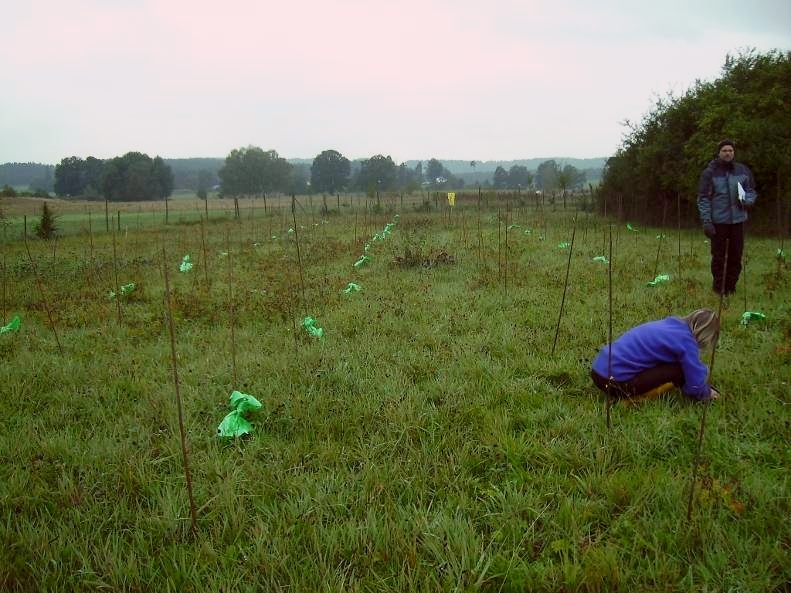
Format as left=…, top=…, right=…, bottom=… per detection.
left=1, top=193, right=789, bottom=592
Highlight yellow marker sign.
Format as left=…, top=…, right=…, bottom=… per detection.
left=447, top=192, right=456, bottom=207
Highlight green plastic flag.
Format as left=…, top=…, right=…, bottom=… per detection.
left=302, top=316, right=325, bottom=339
left=217, top=391, right=263, bottom=438
left=777, top=248, right=786, bottom=260
left=344, top=282, right=362, bottom=294
left=354, top=255, right=371, bottom=268
left=179, top=255, right=193, bottom=272
left=109, top=282, right=136, bottom=300
left=371, top=222, right=396, bottom=242
left=647, top=274, right=670, bottom=286
left=592, top=256, right=608, bottom=264
left=0, top=315, right=21, bottom=334
left=627, top=223, right=637, bottom=232
left=740, top=311, right=766, bottom=326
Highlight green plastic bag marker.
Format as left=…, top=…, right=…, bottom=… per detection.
left=108, top=282, right=136, bottom=300
left=302, top=316, right=325, bottom=339
left=353, top=255, right=371, bottom=268
left=558, top=242, right=570, bottom=249
left=592, top=256, right=608, bottom=264
left=647, top=274, right=670, bottom=287
left=656, top=233, right=666, bottom=240
left=217, top=391, right=263, bottom=438
left=777, top=248, right=786, bottom=261
left=179, top=255, right=193, bottom=272
left=627, top=223, right=637, bottom=232
left=344, top=282, right=362, bottom=294
left=740, top=311, right=766, bottom=326
left=0, top=315, right=21, bottom=334
left=523, top=229, right=532, bottom=235
left=507, top=224, right=520, bottom=230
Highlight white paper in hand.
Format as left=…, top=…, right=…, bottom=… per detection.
left=737, top=182, right=746, bottom=204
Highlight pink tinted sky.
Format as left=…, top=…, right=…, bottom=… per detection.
left=1, top=0, right=789, bottom=164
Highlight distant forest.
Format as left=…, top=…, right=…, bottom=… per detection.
left=0, top=156, right=606, bottom=194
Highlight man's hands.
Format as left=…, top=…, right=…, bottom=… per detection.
left=703, top=223, right=716, bottom=239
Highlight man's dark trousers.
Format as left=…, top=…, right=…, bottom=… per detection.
left=710, top=222, right=744, bottom=294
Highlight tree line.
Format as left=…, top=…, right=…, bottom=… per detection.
left=38, top=150, right=588, bottom=202
left=597, top=48, right=791, bottom=232
left=218, top=149, right=586, bottom=199
left=53, top=152, right=174, bottom=201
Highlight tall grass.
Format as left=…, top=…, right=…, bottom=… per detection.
left=1, top=194, right=789, bottom=591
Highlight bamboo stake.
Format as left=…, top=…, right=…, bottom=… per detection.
left=200, top=217, right=209, bottom=289
left=677, top=192, right=682, bottom=281
left=162, top=246, right=199, bottom=535
left=2, top=222, right=6, bottom=323
left=551, top=214, right=577, bottom=355
left=606, top=223, right=614, bottom=429
left=111, top=215, right=122, bottom=325
left=225, top=230, right=237, bottom=388
left=23, top=219, right=63, bottom=355
left=686, top=240, right=728, bottom=521
left=291, top=195, right=305, bottom=302
left=504, top=210, right=509, bottom=296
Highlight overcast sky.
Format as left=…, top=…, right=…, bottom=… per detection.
left=2, top=0, right=789, bottom=165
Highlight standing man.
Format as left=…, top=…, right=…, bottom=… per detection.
left=697, top=139, right=757, bottom=295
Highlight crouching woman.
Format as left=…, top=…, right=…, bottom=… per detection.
left=591, top=309, right=721, bottom=402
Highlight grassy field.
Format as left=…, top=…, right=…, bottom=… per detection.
left=1, top=193, right=789, bottom=592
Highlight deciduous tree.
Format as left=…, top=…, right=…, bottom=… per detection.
left=355, top=154, right=397, bottom=194
left=310, top=149, right=350, bottom=194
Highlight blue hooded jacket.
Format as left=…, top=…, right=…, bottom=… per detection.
left=697, top=158, right=757, bottom=225
left=591, top=317, right=710, bottom=400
